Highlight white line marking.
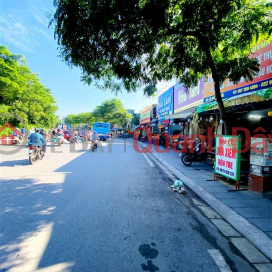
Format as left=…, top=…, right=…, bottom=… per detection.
left=142, top=153, right=155, bottom=167
left=208, top=249, right=232, bottom=272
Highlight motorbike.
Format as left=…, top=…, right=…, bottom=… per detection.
left=81, top=136, right=89, bottom=143
left=90, top=141, right=98, bottom=152
left=13, top=135, right=22, bottom=145
left=28, top=145, right=43, bottom=165
left=118, top=134, right=123, bottom=138
left=179, top=146, right=215, bottom=166
left=159, top=135, right=165, bottom=147
left=139, top=135, right=147, bottom=142
left=70, top=137, right=78, bottom=144
left=54, top=136, right=63, bottom=146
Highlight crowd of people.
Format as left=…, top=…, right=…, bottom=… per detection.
left=24, top=127, right=101, bottom=155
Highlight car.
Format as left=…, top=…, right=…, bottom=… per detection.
left=63, top=130, right=71, bottom=141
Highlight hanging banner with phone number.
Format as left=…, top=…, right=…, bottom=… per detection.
left=204, top=40, right=272, bottom=103
left=215, top=135, right=242, bottom=181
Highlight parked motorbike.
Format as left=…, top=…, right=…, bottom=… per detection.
left=28, top=145, right=43, bottom=165
left=179, top=147, right=215, bottom=166
left=140, top=135, right=147, bottom=142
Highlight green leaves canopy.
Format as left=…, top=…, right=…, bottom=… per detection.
left=92, top=98, right=132, bottom=126
left=65, top=98, right=132, bottom=127
left=65, top=112, right=94, bottom=125
left=52, top=0, right=272, bottom=94
left=0, top=46, right=58, bottom=128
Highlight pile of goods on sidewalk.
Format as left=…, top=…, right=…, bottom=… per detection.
left=170, top=180, right=186, bottom=194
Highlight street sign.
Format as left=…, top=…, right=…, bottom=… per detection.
left=215, top=135, right=242, bottom=181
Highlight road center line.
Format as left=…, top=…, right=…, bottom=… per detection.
left=208, top=249, right=232, bottom=272
left=142, top=153, right=155, bottom=167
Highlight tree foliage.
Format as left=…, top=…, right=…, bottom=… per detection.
left=65, top=98, right=132, bottom=127
left=52, top=0, right=272, bottom=133
left=131, top=114, right=140, bottom=126
left=65, top=112, right=94, bottom=126
left=92, top=98, right=132, bottom=126
left=0, top=46, right=59, bottom=128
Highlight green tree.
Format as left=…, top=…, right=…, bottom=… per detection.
left=92, top=98, right=132, bottom=127
left=65, top=112, right=94, bottom=126
left=65, top=114, right=78, bottom=125
left=131, top=114, right=140, bottom=126
left=52, top=0, right=272, bottom=134
left=0, top=46, right=58, bottom=128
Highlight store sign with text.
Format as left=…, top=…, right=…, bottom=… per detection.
left=204, top=40, right=272, bottom=103
left=215, top=135, right=242, bottom=181
left=140, top=106, right=152, bottom=124
left=158, top=87, right=174, bottom=121
left=174, top=80, right=204, bottom=113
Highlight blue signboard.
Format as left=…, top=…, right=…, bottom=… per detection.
left=158, top=87, right=174, bottom=121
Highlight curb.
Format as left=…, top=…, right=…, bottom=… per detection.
left=139, top=143, right=272, bottom=261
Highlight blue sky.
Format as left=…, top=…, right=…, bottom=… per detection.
left=0, top=0, right=174, bottom=119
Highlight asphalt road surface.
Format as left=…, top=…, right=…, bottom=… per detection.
left=0, top=138, right=256, bottom=272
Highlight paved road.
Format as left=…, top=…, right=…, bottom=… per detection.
left=0, top=139, right=256, bottom=272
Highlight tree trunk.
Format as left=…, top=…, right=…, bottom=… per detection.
left=200, top=39, right=231, bottom=135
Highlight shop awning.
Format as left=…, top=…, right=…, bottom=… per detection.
left=165, top=107, right=196, bottom=119
left=196, top=88, right=272, bottom=113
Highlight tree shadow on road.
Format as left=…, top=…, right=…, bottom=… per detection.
left=0, top=146, right=120, bottom=271
left=0, top=178, right=63, bottom=271
left=0, top=159, right=29, bottom=167
left=0, top=142, right=165, bottom=272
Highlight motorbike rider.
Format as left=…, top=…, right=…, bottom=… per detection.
left=57, top=129, right=64, bottom=143
left=29, top=128, right=44, bottom=156
left=159, top=131, right=166, bottom=146
left=195, top=137, right=206, bottom=154
left=29, top=127, right=35, bottom=137
left=81, top=129, right=87, bottom=142
left=40, top=129, right=47, bottom=153
left=12, top=129, right=19, bottom=137
left=88, top=130, right=92, bottom=141
left=70, top=129, right=78, bottom=143
left=92, top=131, right=99, bottom=147
left=21, top=127, right=25, bottom=135
left=12, top=128, right=21, bottom=144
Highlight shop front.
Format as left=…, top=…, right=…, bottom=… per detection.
left=166, top=79, right=204, bottom=138
left=158, top=86, right=174, bottom=135
left=140, top=106, right=152, bottom=127
left=150, top=104, right=159, bottom=134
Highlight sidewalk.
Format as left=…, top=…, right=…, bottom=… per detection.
left=137, top=141, right=272, bottom=261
